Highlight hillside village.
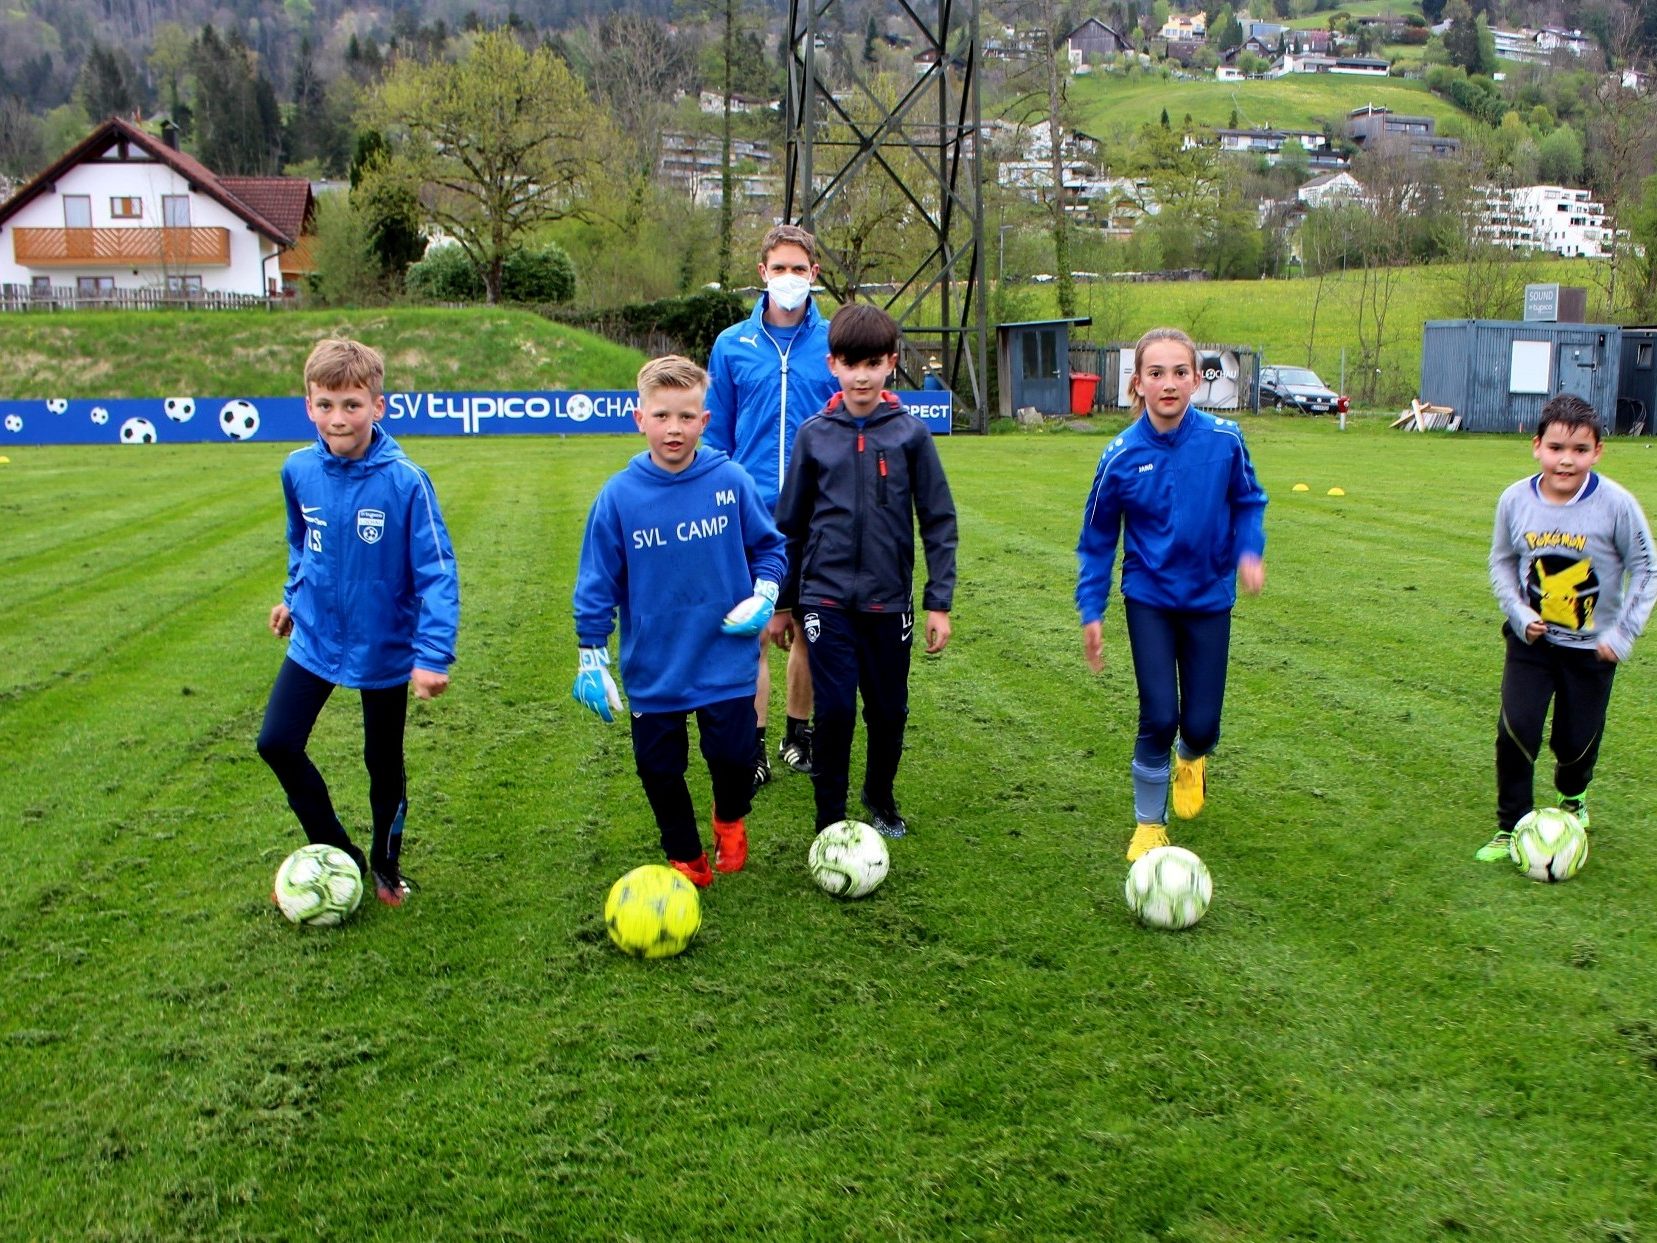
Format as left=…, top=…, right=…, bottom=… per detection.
left=0, top=0, right=1654, bottom=316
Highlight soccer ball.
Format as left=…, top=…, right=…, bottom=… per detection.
left=3, top=414, right=20, bottom=433
left=1125, top=845, right=1213, bottom=930
left=808, top=820, right=890, bottom=899
left=1510, top=808, right=1588, bottom=883
left=604, top=864, right=701, bottom=959
left=119, top=417, right=158, bottom=444
left=90, top=407, right=109, bottom=425
left=219, top=399, right=260, bottom=440
left=46, top=398, right=68, bottom=414
left=163, top=397, right=196, bottom=422
left=273, top=844, right=364, bottom=927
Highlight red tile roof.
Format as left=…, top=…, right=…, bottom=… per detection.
left=0, top=116, right=297, bottom=246
left=219, top=177, right=314, bottom=241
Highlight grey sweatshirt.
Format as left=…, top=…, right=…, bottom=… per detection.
left=1489, top=472, right=1656, bottom=661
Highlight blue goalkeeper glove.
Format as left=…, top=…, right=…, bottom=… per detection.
left=572, top=646, right=622, bottom=722
left=721, top=578, right=779, bottom=637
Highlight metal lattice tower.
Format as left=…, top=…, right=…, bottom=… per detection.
left=784, top=0, right=988, bottom=430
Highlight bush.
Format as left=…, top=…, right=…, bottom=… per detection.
left=406, top=244, right=484, bottom=301
left=565, top=289, right=750, bottom=364
left=501, top=244, right=577, bottom=304
left=407, top=241, right=578, bottom=304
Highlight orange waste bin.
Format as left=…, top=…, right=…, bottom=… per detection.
left=1069, top=372, right=1100, bottom=414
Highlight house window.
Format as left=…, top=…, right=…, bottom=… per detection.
left=1638, top=342, right=1653, bottom=369
left=76, top=276, right=115, bottom=299
left=110, top=197, right=143, bottom=219
left=165, top=275, right=203, bottom=296
left=64, top=195, right=92, bottom=228
left=162, top=196, right=191, bottom=228
left=31, top=276, right=51, bottom=296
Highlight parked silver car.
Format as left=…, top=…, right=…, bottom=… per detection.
left=1259, top=365, right=1345, bottom=414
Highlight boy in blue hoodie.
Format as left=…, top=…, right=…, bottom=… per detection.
left=572, top=356, right=788, bottom=887
left=259, top=338, right=460, bottom=907
left=1076, top=327, right=1267, bottom=863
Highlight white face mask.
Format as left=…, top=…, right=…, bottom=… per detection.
left=766, top=274, right=812, bottom=312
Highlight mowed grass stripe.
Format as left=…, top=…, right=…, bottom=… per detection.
left=3, top=425, right=1657, bottom=1238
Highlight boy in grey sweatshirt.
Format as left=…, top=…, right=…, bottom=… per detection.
left=1478, top=393, right=1656, bottom=860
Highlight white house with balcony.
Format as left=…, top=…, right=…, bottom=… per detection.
left=1478, top=184, right=1611, bottom=258
left=0, top=116, right=311, bottom=306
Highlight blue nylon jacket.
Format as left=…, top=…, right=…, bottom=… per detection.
left=280, top=426, right=460, bottom=689
left=704, top=294, right=838, bottom=508
left=1076, top=408, right=1267, bottom=622
left=572, top=448, right=787, bottom=714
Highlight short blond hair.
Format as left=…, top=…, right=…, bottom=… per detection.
left=637, top=355, right=709, bottom=402
left=304, top=338, right=385, bottom=397
left=759, top=223, right=818, bottom=265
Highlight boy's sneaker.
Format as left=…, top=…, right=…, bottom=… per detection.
left=752, top=749, right=772, bottom=793
left=1172, top=754, right=1207, bottom=820
left=778, top=729, right=814, bottom=774
left=1474, top=830, right=1514, bottom=863
left=713, top=817, right=748, bottom=873
left=373, top=865, right=415, bottom=907
left=1558, top=793, right=1590, bottom=832
left=1127, top=822, right=1170, bottom=862
left=860, top=791, right=908, bottom=839
left=669, top=853, right=714, bottom=888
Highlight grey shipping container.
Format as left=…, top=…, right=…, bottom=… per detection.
left=1420, top=319, right=1622, bottom=434
left=1616, top=327, right=1657, bottom=434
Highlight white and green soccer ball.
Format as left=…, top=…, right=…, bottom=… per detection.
left=273, top=844, right=364, bottom=926
left=808, top=820, right=890, bottom=899
left=1510, top=808, right=1588, bottom=883
left=1125, top=845, right=1213, bottom=930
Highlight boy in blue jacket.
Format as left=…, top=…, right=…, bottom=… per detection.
left=768, top=304, right=958, bottom=839
left=259, top=338, right=460, bottom=906
left=1077, top=327, right=1267, bottom=862
left=572, top=356, right=787, bottom=887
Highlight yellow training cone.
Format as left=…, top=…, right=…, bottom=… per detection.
left=1292, top=483, right=1309, bottom=492
left=0, top=455, right=9, bottom=463
left=1327, top=487, right=1346, bottom=497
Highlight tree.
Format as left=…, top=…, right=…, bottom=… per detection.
left=1422, top=0, right=1447, bottom=21
left=1536, top=125, right=1584, bottom=185
left=367, top=30, right=610, bottom=304
left=75, top=43, right=141, bottom=122
left=192, top=26, right=283, bottom=175
left=1626, top=172, right=1657, bottom=321
left=0, top=95, right=46, bottom=178
left=350, top=130, right=427, bottom=283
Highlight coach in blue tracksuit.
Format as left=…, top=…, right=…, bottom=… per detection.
left=1077, top=327, right=1267, bottom=864
left=259, top=337, right=460, bottom=907
left=705, top=224, right=840, bottom=787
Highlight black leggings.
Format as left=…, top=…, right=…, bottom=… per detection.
left=1496, top=626, right=1616, bottom=831
left=257, top=657, right=408, bottom=873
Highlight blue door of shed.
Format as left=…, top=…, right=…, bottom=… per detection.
left=1018, top=324, right=1066, bottom=412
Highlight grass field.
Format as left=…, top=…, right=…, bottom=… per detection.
left=1070, top=69, right=1458, bottom=138
left=3, top=420, right=1656, bottom=1238
left=0, top=306, right=645, bottom=399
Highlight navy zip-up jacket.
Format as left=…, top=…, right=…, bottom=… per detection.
left=1076, top=408, right=1267, bottom=622
left=281, top=426, right=460, bottom=689
left=774, top=392, right=957, bottom=614
left=573, top=448, right=787, bottom=714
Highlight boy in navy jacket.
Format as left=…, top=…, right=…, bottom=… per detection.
left=259, top=338, right=460, bottom=906
left=768, top=304, right=958, bottom=838
left=572, top=356, right=787, bottom=887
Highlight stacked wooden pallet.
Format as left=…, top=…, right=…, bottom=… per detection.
left=1390, top=399, right=1461, bottom=432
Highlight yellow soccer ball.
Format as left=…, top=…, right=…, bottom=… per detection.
left=604, top=864, right=702, bottom=959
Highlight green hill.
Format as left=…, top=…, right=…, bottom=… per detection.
left=0, top=307, right=646, bottom=399
left=1071, top=69, right=1459, bottom=136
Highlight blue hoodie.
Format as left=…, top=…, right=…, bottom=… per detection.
left=704, top=295, right=838, bottom=507
left=281, top=426, right=460, bottom=689
left=573, top=448, right=787, bottom=714
left=1076, top=408, right=1267, bottom=622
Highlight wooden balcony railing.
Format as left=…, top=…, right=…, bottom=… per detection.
left=11, top=227, right=232, bottom=268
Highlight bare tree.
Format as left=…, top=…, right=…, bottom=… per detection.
left=1584, top=9, right=1657, bottom=317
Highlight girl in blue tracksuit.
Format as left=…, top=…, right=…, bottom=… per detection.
left=1076, top=327, right=1268, bottom=863
left=572, top=356, right=788, bottom=887
left=258, top=338, right=460, bottom=907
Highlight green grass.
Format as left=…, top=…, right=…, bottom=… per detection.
left=0, top=306, right=646, bottom=398
left=1071, top=68, right=1458, bottom=136
left=4, top=421, right=1657, bottom=1238
left=1282, top=1, right=1423, bottom=27
left=1006, top=258, right=1606, bottom=408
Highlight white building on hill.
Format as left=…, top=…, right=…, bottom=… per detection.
left=1479, top=185, right=1611, bottom=258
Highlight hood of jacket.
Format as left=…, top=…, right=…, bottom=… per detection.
left=308, top=424, right=407, bottom=474
left=624, top=446, right=733, bottom=484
